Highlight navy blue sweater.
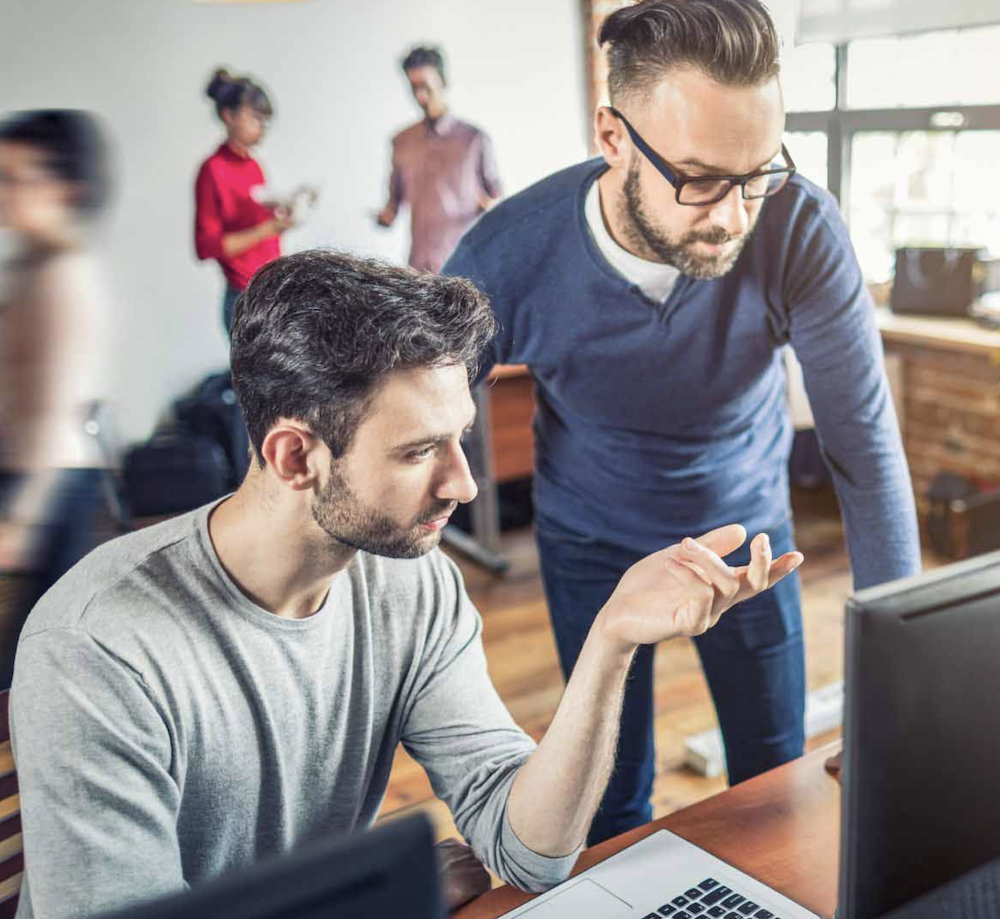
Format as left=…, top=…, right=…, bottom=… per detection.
left=444, top=160, right=920, bottom=589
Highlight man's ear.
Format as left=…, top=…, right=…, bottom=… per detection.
left=259, top=421, right=324, bottom=491
left=595, top=105, right=630, bottom=169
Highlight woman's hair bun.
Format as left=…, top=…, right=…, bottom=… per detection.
left=205, top=68, right=273, bottom=119
left=205, top=68, right=235, bottom=101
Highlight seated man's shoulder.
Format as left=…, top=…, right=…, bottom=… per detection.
left=20, top=507, right=211, bottom=651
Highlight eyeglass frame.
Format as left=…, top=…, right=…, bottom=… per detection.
left=607, top=106, right=796, bottom=206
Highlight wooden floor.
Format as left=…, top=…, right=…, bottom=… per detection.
left=378, top=485, right=941, bottom=845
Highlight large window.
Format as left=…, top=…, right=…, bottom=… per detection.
left=782, top=43, right=835, bottom=194
left=786, top=131, right=830, bottom=191
left=847, top=27, right=1000, bottom=109
left=850, top=131, right=1000, bottom=280
left=783, top=42, right=836, bottom=114
left=784, top=24, right=1000, bottom=283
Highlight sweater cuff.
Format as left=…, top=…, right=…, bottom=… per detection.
left=498, top=806, right=581, bottom=893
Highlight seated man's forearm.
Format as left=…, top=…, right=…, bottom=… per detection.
left=506, top=611, right=635, bottom=856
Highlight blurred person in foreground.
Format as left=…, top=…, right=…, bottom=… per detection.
left=195, top=68, right=315, bottom=336
left=376, top=46, right=501, bottom=273
left=10, top=249, right=800, bottom=918
left=0, top=109, right=112, bottom=687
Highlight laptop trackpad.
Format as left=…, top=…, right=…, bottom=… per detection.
left=516, top=878, right=631, bottom=917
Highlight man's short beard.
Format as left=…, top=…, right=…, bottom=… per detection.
left=620, top=154, right=756, bottom=280
left=311, top=464, right=453, bottom=560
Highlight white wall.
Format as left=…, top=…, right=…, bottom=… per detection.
left=0, top=0, right=588, bottom=443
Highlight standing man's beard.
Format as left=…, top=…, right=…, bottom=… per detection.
left=619, top=155, right=758, bottom=280
left=311, top=465, right=456, bottom=560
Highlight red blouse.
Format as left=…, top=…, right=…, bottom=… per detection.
left=194, top=143, right=280, bottom=291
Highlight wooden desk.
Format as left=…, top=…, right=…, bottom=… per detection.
left=457, top=743, right=842, bottom=919
left=486, top=365, right=535, bottom=484
left=876, top=307, right=1000, bottom=358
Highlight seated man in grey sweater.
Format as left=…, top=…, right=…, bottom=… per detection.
left=10, top=250, right=802, bottom=919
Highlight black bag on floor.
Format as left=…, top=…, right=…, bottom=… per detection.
left=175, top=372, right=251, bottom=488
left=122, top=434, right=230, bottom=517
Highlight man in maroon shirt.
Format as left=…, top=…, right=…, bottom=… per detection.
left=376, top=46, right=502, bottom=273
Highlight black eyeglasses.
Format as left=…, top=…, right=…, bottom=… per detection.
left=608, top=107, right=796, bottom=206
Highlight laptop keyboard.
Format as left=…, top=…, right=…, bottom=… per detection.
left=640, top=877, right=783, bottom=919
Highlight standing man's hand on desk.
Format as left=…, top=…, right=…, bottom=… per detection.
left=506, top=525, right=803, bottom=859
left=436, top=838, right=492, bottom=910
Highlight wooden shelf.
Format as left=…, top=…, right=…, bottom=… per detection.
left=876, top=308, right=1000, bottom=357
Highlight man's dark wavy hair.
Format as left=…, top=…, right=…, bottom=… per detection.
left=599, top=0, right=781, bottom=104
left=230, top=249, right=496, bottom=465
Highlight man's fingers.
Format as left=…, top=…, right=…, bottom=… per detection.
left=766, top=551, right=804, bottom=587
left=746, top=533, right=771, bottom=594
left=731, top=549, right=804, bottom=600
left=677, top=537, right=740, bottom=599
left=692, top=523, right=747, bottom=559
left=673, top=558, right=714, bottom=588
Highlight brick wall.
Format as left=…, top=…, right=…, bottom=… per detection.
left=582, top=0, right=631, bottom=150
left=884, top=341, right=1000, bottom=519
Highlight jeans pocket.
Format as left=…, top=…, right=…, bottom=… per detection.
left=722, top=570, right=804, bottom=652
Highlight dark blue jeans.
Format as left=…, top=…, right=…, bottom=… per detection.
left=222, top=284, right=242, bottom=338
left=536, top=516, right=806, bottom=845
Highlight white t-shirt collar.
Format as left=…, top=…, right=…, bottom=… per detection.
left=584, top=176, right=680, bottom=303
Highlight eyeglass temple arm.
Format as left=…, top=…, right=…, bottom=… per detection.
left=606, top=106, right=679, bottom=183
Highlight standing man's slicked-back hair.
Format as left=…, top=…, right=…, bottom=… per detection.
left=230, top=249, right=496, bottom=464
left=599, top=0, right=781, bottom=105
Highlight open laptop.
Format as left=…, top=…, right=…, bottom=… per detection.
left=498, top=828, right=817, bottom=919
left=500, top=548, right=1000, bottom=919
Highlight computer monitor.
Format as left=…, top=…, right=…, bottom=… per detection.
left=879, top=852, right=1000, bottom=919
left=839, top=549, right=1000, bottom=919
left=97, top=813, right=445, bottom=919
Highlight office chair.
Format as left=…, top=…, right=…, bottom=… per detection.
left=0, top=690, right=22, bottom=918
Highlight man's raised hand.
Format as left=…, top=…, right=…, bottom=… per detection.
left=596, top=524, right=803, bottom=655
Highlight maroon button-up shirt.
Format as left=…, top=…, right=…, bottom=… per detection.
left=388, top=114, right=501, bottom=273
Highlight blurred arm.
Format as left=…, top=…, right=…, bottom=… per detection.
left=377, top=141, right=405, bottom=226
left=476, top=133, right=502, bottom=210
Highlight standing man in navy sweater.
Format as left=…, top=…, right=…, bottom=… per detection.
left=443, top=0, right=920, bottom=845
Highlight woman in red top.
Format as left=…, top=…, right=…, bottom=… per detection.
left=194, top=69, right=291, bottom=335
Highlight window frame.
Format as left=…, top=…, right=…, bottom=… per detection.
left=785, top=38, right=1000, bottom=208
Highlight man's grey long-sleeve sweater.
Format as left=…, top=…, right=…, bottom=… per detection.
left=11, top=501, right=576, bottom=919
